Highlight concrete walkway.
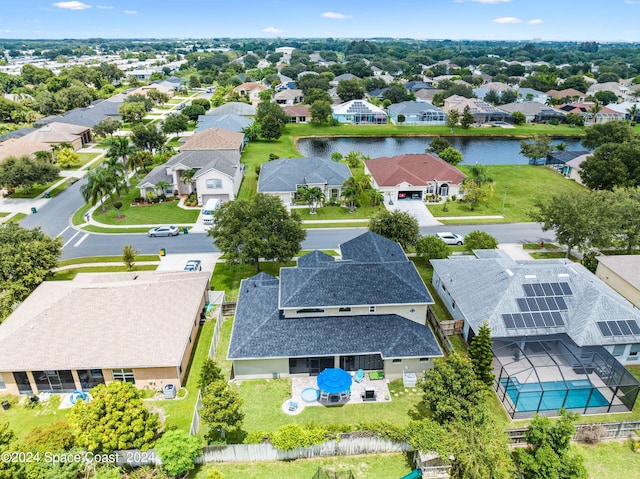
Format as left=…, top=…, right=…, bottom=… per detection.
left=385, top=200, right=442, bottom=227
left=498, top=243, right=534, bottom=261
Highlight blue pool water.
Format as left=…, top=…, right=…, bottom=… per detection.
left=500, top=378, right=610, bottom=412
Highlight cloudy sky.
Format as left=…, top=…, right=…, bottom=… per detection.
left=1, top=0, right=639, bottom=42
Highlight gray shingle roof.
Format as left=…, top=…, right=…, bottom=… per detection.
left=430, top=256, right=640, bottom=347
left=209, top=102, right=256, bottom=116
left=279, top=232, right=433, bottom=308
left=228, top=274, right=442, bottom=360
left=196, top=114, right=253, bottom=133
left=33, top=94, right=125, bottom=128
left=387, top=101, right=445, bottom=116
left=140, top=150, right=240, bottom=187
left=257, top=157, right=351, bottom=193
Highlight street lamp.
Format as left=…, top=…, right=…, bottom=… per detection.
left=501, top=186, right=508, bottom=214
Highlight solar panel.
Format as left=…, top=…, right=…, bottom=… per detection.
left=517, top=298, right=529, bottom=311
left=542, top=283, right=554, bottom=295
left=560, top=283, right=573, bottom=295
left=503, top=314, right=516, bottom=329
left=551, top=311, right=565, bottom=326
left=522, top=313, right=535, bottom=328
left=532, top=284, right=545, bottom=296
left=618, top=320, right=632, bottom=335
left=516, top=296, right=568, bottom=312
left=597, top=322, right=613, bottom=337
left=555, top=297, right=568, bottom=310
left=523, top=284, right=535, bottom=296
left=542, top=312, right=555, bottom=327
left=550, top=283, right=564, bottom=295
left=513, top=314, right=526, bottom=328
left=531, top=312, right=544, bottom=327
left=629, top=320, right=640, bottom=335
left=522, top=282, right=573, bottom=297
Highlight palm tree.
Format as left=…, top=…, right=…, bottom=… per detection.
left=368, top=189, right=384, bottom=206
left=105, top=136, right=137, bottom=181
left=155, top=180, right=170, bottom=197
left=103, top=156, right=128, bottom=194
left=181, top=169, right=196, bottom=194
left=80, top=167, right=118, bottom=212
left=341, top=183, right=359, bottom=213
left=345, top=151, right=364, bottom=168
left=627, top=104, right=639, bottom=123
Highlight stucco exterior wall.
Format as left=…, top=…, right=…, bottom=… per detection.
left=596, top=263, right=640, bottom=310
left=232, top=358, right=290, bottom=379
left=282, top=304, right=428, bottom=324
left=384, top=357, right=435, bottom=378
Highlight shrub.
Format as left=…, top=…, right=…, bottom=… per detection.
left=154, top=430, right=202, bottom=477
left=270, top=423, right=327, bottom=451
left=244, top=431, right=270, bottom=444
left=268, top=153, right=279, bottom=161
left=416, top=235, right=450, bottom=261
left=464, top=230, right=498, bottom=252
left=24, top=421, right=75, bottom=452
left=577, top=424, right=607, bottom=444
left=207, top=469, right=225, bottom=479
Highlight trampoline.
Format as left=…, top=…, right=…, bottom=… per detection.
left=301, top=388, right=319, bottom=402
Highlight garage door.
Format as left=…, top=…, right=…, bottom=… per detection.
left=201, top=194, right=227, bottom=204
left=398, top=191, right=422, bottom=200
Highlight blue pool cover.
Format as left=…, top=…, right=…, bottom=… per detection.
left=501, top=379, right=610, bottom=412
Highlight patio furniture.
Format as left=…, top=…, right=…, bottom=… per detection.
left=354, top=369, right=365, bottom=383
left=288, top=400, right=298, bottom=411
left=361, top=387, right=377, bottom=402
left=317, top=368, right=352, bottom=399
left=369, top=371, right=385, bottom=380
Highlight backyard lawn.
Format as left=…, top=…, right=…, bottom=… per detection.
left=577, top=442, right=640, bottom=479
left=295, top=204, right=383, bottom=221
left=0, top=395, right=70, bottom=440
left=429, top=164, right=586, bottom=222
left=212, top=260, right=295, bottom=301
left=189, top=453, right=414, bottom=479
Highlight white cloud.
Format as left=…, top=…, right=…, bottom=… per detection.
left=97, top=5, right=113, bottom=9
left=465, top=0, right=512, bottom=3
left=624, top=0, right=640, bottom=4
left=528, top=19, right=543, bottom=24
left=124, top=9, right=137, bottom=14
left=262, top=27, right=283, bottom=34
left=0, top=29, right=11, bottom=33
left=321, top=11, right=351, bottom=20
left=493, top=16, right=522, bottom=24
left=53, top=1, right=91, bottom=10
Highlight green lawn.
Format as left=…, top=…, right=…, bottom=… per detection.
left=6, top=178, right=62, bottom=199
left=6, top=212, right=26, bottom=223
left=57, top=255, right=160, bottom=267
left=529, top=251, right=580, bottom=261
left=212, top=261, right=295, bottom=301
left=303, top=222, right=369, bottom=229
left=576, top=442, right=640, bottom=479
left=410, top=257, right=453, bottom=322
left=82, top=225, right=152, bottom=234
left=0, top=212, right=8, bottom=217
left=70, top=152, right=100, bottom=169
left=429, top=165, right=586, bottom=223
left=238, top=138, right=300, bottom=200
left=189, top=453, right=414, bottom=479
left=0, top=396, right=71, bottom=440
left=49, top=264, right=158, bottom=280
left=148, top=317, right=216, bottom=432
left=296, top=205, right=383, bottom=221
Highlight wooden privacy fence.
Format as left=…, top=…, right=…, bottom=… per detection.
left=439, top=319, right=465, bottom=336
left=426, top=307, right=453, bottom=353
left=507, top=420, right=640, bottom=445
left=221, top=301, right=236, bottom=316
left=195, top=437, right=412, bottom=463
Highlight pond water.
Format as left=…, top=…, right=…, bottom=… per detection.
left=296, top=136, right=587, bottom=165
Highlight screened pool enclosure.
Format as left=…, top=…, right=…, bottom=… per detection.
left=492, top=334, right=640, bottom=419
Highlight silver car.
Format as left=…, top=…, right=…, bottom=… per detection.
left=148, top=226, right=179, bottom=237
left=184, top=260, right=202, bottom=271
left=436, top=232, right=464, bottom=245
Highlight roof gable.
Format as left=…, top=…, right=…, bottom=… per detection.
left=365, top=154, right=466, bottom=187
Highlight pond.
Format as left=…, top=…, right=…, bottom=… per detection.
left=296, top=136, right=587, bottom=165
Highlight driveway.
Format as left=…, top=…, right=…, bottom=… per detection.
left=385, top=200, right=442, bottom=227
left=156, top=252, right=221, bottom=272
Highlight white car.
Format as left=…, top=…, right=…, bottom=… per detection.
left=436, top=232, right=465, bottom=245
left=148, top=225, right=179, bottom=237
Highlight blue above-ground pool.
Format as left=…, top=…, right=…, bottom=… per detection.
left=500, top=378, right=610, bottom=412
left=301, top=388, right=319, bottom=402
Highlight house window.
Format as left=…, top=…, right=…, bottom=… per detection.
left=369, top=306, right=376, bottom=313
left=339, top=307, right=351, bottom=313
left=629, top=344, right=640, bottom=361
left=392, top=359, right=402, bottom=364
left=206, top=179, right=223, bottom=189
left=409, top=308, right=416, bottom=313
left=0, top=373, right=5, bottom=390
left=613, top=345, right=626, bottom=357
left=419, top=358, right=430, bottom=363
left=112, top=369, right=135, bottom=383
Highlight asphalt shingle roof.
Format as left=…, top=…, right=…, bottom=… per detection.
left=195, top=114, right=253, bottom=133
left=258, top=157, right=351, bottom=193
left=228, top=274, right=442, bottom=360
left=365, top=154, right=466, bottom=187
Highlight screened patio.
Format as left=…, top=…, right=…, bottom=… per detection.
left=492, top=334, right=640, bottom=419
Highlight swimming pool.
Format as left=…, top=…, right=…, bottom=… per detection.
left=500, top=378, right=610, bottom=412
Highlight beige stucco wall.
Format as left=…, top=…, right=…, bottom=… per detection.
left=282, top=304, right=428, bottom=324
left=0, top=371, right=19, bottom=396
left=233, top=358, right=290, bottom=379
left=596, top=263, right=640, bottom=309
left=131, top=367, right=180, bottom=390
left=384, top=357, right=435, bottom=378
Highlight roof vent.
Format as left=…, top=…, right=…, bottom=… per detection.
left=505, top=269, right=514, bottom=277
left=558, top=273, right=570, bottom=278
left=525, top=274, right=537, bottom=279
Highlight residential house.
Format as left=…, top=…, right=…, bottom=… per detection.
left=0, top=271, right=211, bottom=396
left=139, top=127, right=244, bottom=205
left=414, top=88, right=444, bottom=104
left=499, top=102, right=565, bottom=124
left=233, top=82, right=268, bottom=105
left=605, top=101, right=640, bottom=121
left=430, top=252, right=640, bottom=418
left=555, top=102, right=626, bottom=125
left=330, top=73, right=361, bottom=86
left=404, top=81, right=434, bottom=92
left=365, top=153, right=466, bottom=202
left=443, top=96, right=514, bottom=124
left=228, top=232, right=443, bottom=379
left=274, top=89, right=304, bottom=106
left=195, top=114, right=253, bottom=134
left=547, top=88, right=586, bottom=103
left=20, top=122, right=92, bottom=150
left=257, top=156, right=351, bottom=205
left=209, top=102, right=256, bottom=117
left=387, top=101, right=447, bottom=126
left=473, top=82, right=513, bottom=101
left=587, top=82, right=627, bottom=100
left=128, top=83, right=176, bottom=98
left=275, top=74, right=296, bottom=91
left=0, top=139, right=52, bottom=162
left=331, top=100, right=388, bottom=124
left=562, top=154, right=589, bottom=183
left=284, top=105, right=312, bottom=124
left=34, top=93, right=125, bottom=129
left=515, top=88, right=548, bottom=104
left=545, top=150, right=591, bottom=175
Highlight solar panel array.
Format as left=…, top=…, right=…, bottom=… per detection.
left=596, top=320, right=640, bottom=337
left=503, top=282, right=573, bottom=330
left=346, top=102, right=374, bottom=114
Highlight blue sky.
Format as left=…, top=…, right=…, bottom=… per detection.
left=2, top=0, right=640, bottom=42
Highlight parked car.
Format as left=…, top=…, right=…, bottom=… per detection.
left=436, top=232, right=464, bottom=245
left=176, top=103, right=185, bottom=110
left=184, top=259, right=202, bottom=271
left=148, top=226, right=179, bottom=237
